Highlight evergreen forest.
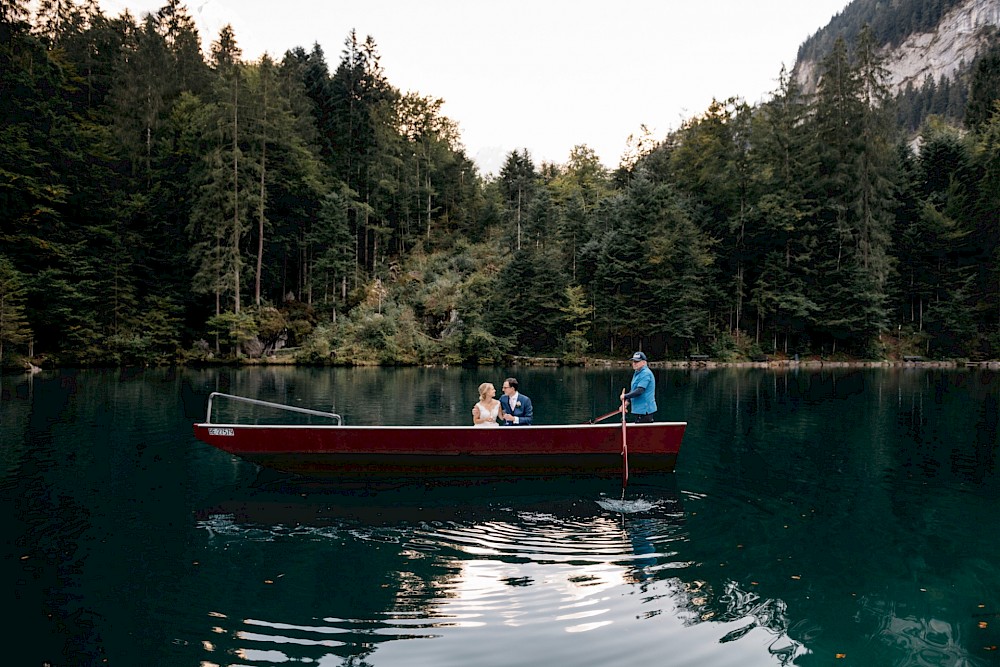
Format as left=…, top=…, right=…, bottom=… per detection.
left=3, top=0, right=1000, bottom=367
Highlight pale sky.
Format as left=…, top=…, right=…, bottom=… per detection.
left=91, top=0, right=850, bottom=174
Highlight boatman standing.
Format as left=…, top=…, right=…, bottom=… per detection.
left=620, top=351, right=657, bottom=423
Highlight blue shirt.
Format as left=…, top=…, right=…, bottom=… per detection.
left=628, top=365, right=657, bottom=415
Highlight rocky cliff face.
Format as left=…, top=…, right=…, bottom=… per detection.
left=794, top=0, right=1000, bottom=94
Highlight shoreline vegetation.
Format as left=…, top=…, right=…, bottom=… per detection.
left=9, top=352, right=996, bottom=373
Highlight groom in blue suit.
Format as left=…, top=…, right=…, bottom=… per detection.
left=500, top=377, right=533, bottom=425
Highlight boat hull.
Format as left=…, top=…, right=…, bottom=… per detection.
left=192, top=422, right=686, bottom=478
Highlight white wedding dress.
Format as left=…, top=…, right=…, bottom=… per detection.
left=474, top=401, right=500, bottom=427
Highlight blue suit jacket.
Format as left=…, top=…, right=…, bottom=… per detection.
left=500, top=393, right=533, bottom=425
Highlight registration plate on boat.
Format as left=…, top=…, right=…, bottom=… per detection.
left=208, top=427, right=235, bottom=436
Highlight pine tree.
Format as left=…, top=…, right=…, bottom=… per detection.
left=852, top=25, right=897, bottom=307
left=64, top=1, right=122, bottom=110
left=498, top=149, right=537, bottom=252
left=496, top=245, right=568, bottom=354
left=973, top=104, right=1000, bottom=334
left=0, top=0, right=29, bottom=30
left=560, top=284, right=590, bottom=356
left=245, top=56, right=275, bottom=307
left=666, top=97, right=750, bottom=335
left=590, top=209, right=644, bottom=354
left=156, top=0, right=208, bottom=96
left=630, top=175, right=713, bottom=356
left=33, top=0, right=80, bottom=48
left=310, top=190, right=354, bottom=322
left=395, top=92, right=465, bottom=249
left=808, top=30, right=897, bottom=352
left=208, top=24, right=249, bottom=326
left=109, top=13, right=170, bottom=180
left=747, top=66, right=818, bottom=351
left=328, top=31, right=398, bottom=273
left=0, top=255, right=32, bottom=362
left=549, top=145, right=611, bottom=281
left=966, top=42, right=1000, bottom=132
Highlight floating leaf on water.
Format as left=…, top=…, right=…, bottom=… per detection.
left=719, top=622, right=756, bottom=643
left=836, top=653, right=846, bottom=659
left=980, top=622, right=989, bottom=629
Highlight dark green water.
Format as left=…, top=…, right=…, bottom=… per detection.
left=3, top=366, right=1000, bottom=666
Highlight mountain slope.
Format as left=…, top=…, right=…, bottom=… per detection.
left=793, top=0, right=1000, bottom=98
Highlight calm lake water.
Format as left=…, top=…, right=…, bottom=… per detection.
left=4, top=365, right=1000, bottom=666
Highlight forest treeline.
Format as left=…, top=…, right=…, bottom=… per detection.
left=2, top=0, right=1000, bottom=367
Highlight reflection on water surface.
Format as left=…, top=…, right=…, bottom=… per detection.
left=2, top=366, right=1000, bottom=666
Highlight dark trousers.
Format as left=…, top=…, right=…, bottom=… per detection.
left=632, top=413, right=655, bottom=424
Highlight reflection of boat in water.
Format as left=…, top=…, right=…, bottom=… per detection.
left=192, top=393, right=686, bottom=478
left=197, top=470, right=685, bottom=530
left=191, top=474, right=692, bottom=664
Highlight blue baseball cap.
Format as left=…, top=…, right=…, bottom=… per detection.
left=629, top=351, right=647, bottom=362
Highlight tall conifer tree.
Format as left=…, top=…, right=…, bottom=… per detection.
left=0, top=255, right=32, bottom=361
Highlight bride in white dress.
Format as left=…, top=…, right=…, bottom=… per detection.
left=472, top=382, right=502, bottom=427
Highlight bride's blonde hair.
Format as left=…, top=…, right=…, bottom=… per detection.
left=478, top=382, right=494, bottom=402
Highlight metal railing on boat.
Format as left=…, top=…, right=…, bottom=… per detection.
left=204, top=392, right=342, bottom=425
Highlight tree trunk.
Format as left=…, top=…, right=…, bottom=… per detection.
left=516, top=189, right=522, bottom=251
left=735, top=264, right=743, bottom=333
left=232, top=80, right=240, bottom=309
left=306, top=246, right=312, bottom=305
left=232, top=75, right=242, bottom=356
left=426, top=171, right=432, bottom=241
left=214, top=289, right=220, bottom=354
left=256, top=73, right=267, bottom=306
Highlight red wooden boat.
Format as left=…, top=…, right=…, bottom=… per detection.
left=192, top=392, right=686, bottom=478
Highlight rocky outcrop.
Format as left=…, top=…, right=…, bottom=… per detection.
left=884, top=0, right=1000, bottom=91
left=795, top=0, right=1000, bottom=95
